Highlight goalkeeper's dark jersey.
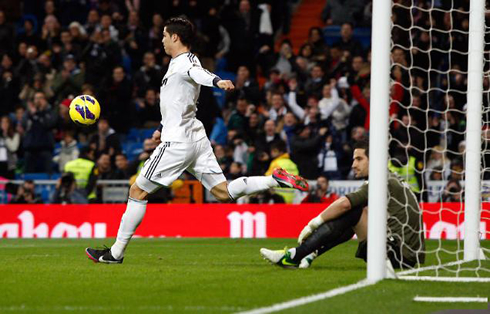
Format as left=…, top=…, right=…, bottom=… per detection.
left=345, top=172, right=426, bottom=264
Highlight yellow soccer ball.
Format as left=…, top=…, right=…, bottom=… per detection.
left=69, top=95, right=101, bottom=126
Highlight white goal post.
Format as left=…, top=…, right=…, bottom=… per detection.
left=368, top=0, right=487, bottom=281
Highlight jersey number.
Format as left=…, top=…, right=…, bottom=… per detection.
left=162, top=78, right=168, bottom=86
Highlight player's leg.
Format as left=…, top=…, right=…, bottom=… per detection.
left=210, top=168, right=309, bottom=202
left=85, top=182, right=153, bottom=263
left=189, top=138, right=309, bottom=202
left=86, top=142, right=188, bottom=263
left=109, top=181, right=156, bottom=260
left=260, top=206, right=363, bottom=268
left=300, top=207, right=367, bottom=268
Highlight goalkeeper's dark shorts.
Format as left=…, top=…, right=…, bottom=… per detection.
left=355, top=237, right=416, bottom=269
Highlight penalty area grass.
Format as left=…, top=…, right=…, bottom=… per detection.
left=0, top=239, right=488, bottom=313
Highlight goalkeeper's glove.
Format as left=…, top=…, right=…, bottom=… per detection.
left=298, top=215, right=325, bottom=244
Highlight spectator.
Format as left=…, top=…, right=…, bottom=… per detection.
left=51, top=172, right=88, bottom=204
left=321, top=0, right=366, bottom=26
left=19, top=73, right=52, bottom=105
left=0, top=116, right=20, bottom=178
left=254, top=119, right=283, bottom=158
left=304, top=64, right=326, bottom=99
left=128, top=138, right=158, bottom=179
left=53, top=130, right=79, bottom=173
left=15, top=45, right=40, bottom=86
left=307, top=27, right=328, bottom=62
left=101, top=66, right=132, bottom=132
left=64, top=146, right=97, bottom=202
left=244, top=112, right=262, bottom=144
left=51, top=54, right=84, bottom=103
left=442, top=179, right=463, bottom=202
left=227, top=97, right=249, bottom=133
left=214, top=144, right=232, bottom=174
left=68, top=22, right=88, bottom=50
left=249, top=189, right=285, bottom=204
left=0, top=69, right=19, bottom=116
left=110, top=153, right=131, bottom=180
left=227, top=65, right=260, bottom=105
left=424, top=145, right=451, bottom=182
left=227, top=161, right=244, bottom=180
left=10, top=180, right=43, bottom=204
left=273, top=40, right=296, bottom=76
left=301, top=175, right=339, bottom=203
left=0, top=11, right=14, bottom=55
left=318, top=135, right=341, bottom=179
left=333, top=23, right=364, bottom=58
left=22, top=92, right=57, bottom=173
left=268, top=92, right=288, bottom=126
left=84, top=9, right=100, bottom=36
left=137, top=89, right=161, bottom=128
left=318, top=80, right=341, bottom=120
left=290, top=124, right=328, bottom=180
left=89, top=117, right=121, bottom=158
left=134, top=52, right=162, bottom=97
left=41, top=14, right=61, bottom=51
left=121, top=10, right=148, bottom=71
left=265, top=140, right=299, bottom=203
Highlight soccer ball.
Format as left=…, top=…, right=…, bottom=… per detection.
left=69, top=95, right=101, bottom=126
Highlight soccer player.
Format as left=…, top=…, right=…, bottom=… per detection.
left=260, top=139, right=425, bottom=269
left=86, top=17, right=309, bottom=264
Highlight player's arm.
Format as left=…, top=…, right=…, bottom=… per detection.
left=188, top=65, right=234, bottom=91
left=298, top=197, right=352, bottom=243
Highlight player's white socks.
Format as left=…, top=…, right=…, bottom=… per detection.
left=288, top=248, right=296, bottom=259
left=111, top=197, right=147, bottom=260
left=227, top=176, right=279, bottom=200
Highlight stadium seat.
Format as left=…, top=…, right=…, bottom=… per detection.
left=215, top=71, right=236, bottom=82
left=141, top=129, right=154, bottom=140
left=323, top=26, right=371, bottom=49
left=21, top=173, right=50, bottom=181
left=50, top=173, right=61, bottom=180
left=123, top=142, right=143, bottom=161
left=209, top=118, right=227, bottom=146
left=126, top=128, right=141, bottom=141
left=213, top=88, right=226, bottom=108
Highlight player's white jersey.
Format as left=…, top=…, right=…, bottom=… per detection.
left=159, top=51, right=219, bottom=143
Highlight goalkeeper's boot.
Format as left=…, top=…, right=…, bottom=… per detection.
left=85, top=246, right=123, bottom=264
left=272, top=168, right=309, bottom=192
left=299, top=251, right=318, bottom=269
left=260, top=247, right=299, bottom=269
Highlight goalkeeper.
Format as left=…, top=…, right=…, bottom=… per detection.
left=260, top=139, right=425, bottom=269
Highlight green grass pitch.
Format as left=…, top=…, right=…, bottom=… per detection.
left=0, top=239, right=488, bottom=313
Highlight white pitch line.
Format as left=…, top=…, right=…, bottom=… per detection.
left=400, top=276, right=490, bottom=283
left=235, top=280, right=373, bottom=314
left=414, top=296, right=488, bottom=303
left=397, top=260, right=465, bottom=276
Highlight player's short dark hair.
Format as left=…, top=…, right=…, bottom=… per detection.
left=164, top=17, right=195, bottom=48
left=270, top=140, right=287, bottom=154
left=354, top=138, right=369, bottom=158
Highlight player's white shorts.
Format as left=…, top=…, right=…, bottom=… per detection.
left=135, top=137, right=226, bottom=193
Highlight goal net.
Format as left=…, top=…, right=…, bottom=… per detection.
left=377, top=0, right=490, bottom=281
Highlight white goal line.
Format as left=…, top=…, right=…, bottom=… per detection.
left=235, top=280, right=373, bottom=314
left=396, top=260, right=465, bottom=276
left=400, top=276, right=490, bottom=283
left=414, top=296, right=489, bottom=303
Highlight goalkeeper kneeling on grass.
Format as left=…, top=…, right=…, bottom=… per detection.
left=261, top=139, right=426, bottom=269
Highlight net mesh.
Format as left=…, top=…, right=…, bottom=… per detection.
left=388, top=0, right=489, bottom=278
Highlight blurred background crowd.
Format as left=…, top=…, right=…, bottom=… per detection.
left=0, top=0, right=477, bottom=204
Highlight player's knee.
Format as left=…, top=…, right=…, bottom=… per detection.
left=129, top=183, right=149, bottom=201
left=210, top=184, right=232, bottom=203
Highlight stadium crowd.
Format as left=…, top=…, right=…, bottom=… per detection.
left=0, top=0, right=474, bottom=204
